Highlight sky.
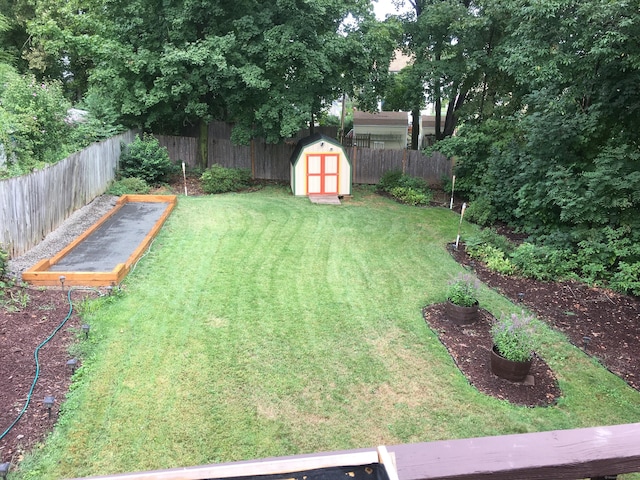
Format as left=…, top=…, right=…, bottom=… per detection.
left=372, top=0, right=411, bottom=20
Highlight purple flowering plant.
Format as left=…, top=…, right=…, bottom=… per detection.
left=490, top=311, right=537, bottom=362
left=447, top=273, right=480, bottom=307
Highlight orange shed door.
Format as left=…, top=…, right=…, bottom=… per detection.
left=307, top=154, right=339, bottom=195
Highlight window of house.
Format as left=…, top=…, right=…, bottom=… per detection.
left=373, top=141, right=385, bottom=150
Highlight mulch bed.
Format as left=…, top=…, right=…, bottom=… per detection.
left=429, top=243, right=640, bottom=406
left=0, top=287, right=97, bottom=465
left=423, top=304, right=562, bottom=407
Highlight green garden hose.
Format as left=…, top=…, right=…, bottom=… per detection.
left=1, top=288, right=81, bottom=442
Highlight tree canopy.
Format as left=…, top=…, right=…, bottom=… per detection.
left=433, top=0, right=640, bottom=292
left=19, top=0, right=396, bottom=143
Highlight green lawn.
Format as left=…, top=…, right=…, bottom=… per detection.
left=18, top=186, right=640, bottom=479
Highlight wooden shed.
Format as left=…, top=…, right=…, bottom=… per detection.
left=290, top=133, right=351, bottom=197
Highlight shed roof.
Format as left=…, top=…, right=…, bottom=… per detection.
left=289, top=133, right=344, bottom=165
left=353, top=110, right=408, bottom=127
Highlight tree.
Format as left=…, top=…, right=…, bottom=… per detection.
left=36, top=0, right=395, bottom=164
left=397, top=0, right=515, bottom=144
left=438, top=0, right=640, bottom=289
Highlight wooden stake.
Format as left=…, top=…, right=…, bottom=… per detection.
left=182, top=162, right=188, bottom=196
left=455, top=202, right=467, bottom=250
left=450, top=175, right=456, bottom=209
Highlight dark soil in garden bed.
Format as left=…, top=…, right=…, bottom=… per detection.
left=423, top=304, right=562, bottom=407
left=0, top=287, right=99, bottom=466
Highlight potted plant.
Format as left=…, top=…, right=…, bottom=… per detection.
left=444, top=273, right=480, bottom=324
left=490, top=311, right=537, bottom=382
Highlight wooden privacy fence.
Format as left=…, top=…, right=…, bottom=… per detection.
left=0, top=130, right=136, bottom=258
left=349, top=147, right=450, bottom=185
left=156, top=122, right=451, bottom=185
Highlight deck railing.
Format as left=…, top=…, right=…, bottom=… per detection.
left=69, top=423, right=640, bottom=480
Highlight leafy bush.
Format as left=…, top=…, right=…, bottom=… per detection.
left=465, top=228, right=516, bottom=256
left=510, top=243, right=576, bottom=281
left=465, top=197, right=495, bottom=226
left=378, top=171, right=432, bottom=205
left=483, top=246, right=515, bottom=275
left=0, top=246, right=7, bottom=278
left=201, top=164, right=252, bottom=194
left=491, top=311, right=537, bottom=362
left=389, top=186, right=432, bottom=205
left=378, top=170, right=403, bottom=192
left=0, top=73, right=71, bottom=169
left=107, top=177, right=150, bottom=195
left=610, top=262, right=640, bottom=297
left=119, top=134, right=178, bottom=185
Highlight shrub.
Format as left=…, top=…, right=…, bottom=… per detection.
left=0, top=246, right=7, bottom=278
left=389, top=186, right=432, bottom=206
left=378, top=171, right=432, bottom=205
left=465, top=228, right=516, bottom=256
left=610, top=262, right=640, bottom=297
left=465, top=197, right=495, bottom=226
left=398, top=174, right=430, bottom=192
left=378, top=170, right=403, bottom=192
left=119, top=134, right=178, bottom=185
left=201, top=164, right=252, bottom=194
left=491, top=311, right=537, bottom=362
left=0, top=73, right=71, bottom=168
left=466, top=242, right=515, bottom=275
left=510, top=242, right=576, bottom=281
left=107, top=177, right=150, bottom=195
left=483, top=246, right=515, bottom=275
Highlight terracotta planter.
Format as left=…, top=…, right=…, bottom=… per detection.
left=444, top=300, right=479, bottom=325
left=490, top=345, right=532, bottom=382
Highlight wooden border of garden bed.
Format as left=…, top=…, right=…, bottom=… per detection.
left=22, top=195, right=177, bottom=287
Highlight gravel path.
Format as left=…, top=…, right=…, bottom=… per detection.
left=8, top=195, right=119, bottom=280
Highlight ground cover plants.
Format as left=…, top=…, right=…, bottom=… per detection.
left=7, top=186, right=640, bottom=479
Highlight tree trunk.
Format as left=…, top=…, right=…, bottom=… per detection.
left=435, top=96, right=442, bottom=141
left=198, top=119, right=208, bottom=170
left=411, top=108, right=420, bottom=150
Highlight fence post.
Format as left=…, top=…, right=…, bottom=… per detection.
left=351, top=146, right=357, bottom=184
left=250, top=139, right=256, bottom=179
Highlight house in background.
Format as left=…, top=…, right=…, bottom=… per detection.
left=420, top=115, right=447, bottom=148
left=348, top=110, right=409, bottom=150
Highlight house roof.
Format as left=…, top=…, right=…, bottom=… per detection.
left=289, top=133, right=345, bottom=165
left=422, top=115, right=446, bottom=129
left=353, top=110, right=408, bottom=127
